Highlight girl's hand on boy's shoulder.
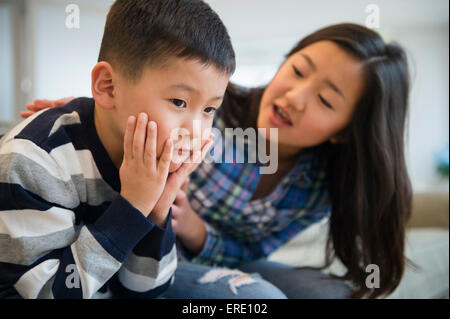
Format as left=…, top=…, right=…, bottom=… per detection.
left=21, top=96, right=75, bottom=118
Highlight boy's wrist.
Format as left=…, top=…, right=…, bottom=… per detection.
left=120, top=192, right=155, bottom=217
left=148, top=212, right=169, bottom=228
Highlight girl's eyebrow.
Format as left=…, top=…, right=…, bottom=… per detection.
left=300, top=53, right=346, bottom=101
left=300, top=53, right=317, bottom=71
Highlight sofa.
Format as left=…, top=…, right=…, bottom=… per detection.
left=268, top=192, right=449, bottom=299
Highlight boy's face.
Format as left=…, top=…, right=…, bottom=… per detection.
left=112, top=58, right=230, bottom=172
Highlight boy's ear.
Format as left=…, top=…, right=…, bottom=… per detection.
left=91, top=62, right=116, bottom=110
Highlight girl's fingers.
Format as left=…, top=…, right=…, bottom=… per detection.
left=26, top=104, right=38, bottom=111
left=124, top=116, right=136, bottom=161
left=20, top=111, right=35, bottom=118
left=133, top=113, right=148, bottom=160
left=157, top=138, right=173, bottom=173
left=144, top=121, right=157, bottom=169
left=33, top=99, right=53, bottom=110
left=53, top=96, right=74, bottom=107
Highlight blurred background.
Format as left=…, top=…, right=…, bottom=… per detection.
left=0, top=0, right=448, bottom=194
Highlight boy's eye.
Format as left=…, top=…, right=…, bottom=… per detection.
left=171, top=99, right=187, bottom=108
left=292, top=65, right=304, bottom=78
left=204, top=107, right=216, bottom=115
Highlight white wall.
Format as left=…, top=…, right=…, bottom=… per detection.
left=0, top=3, right=14, bottom=122
left=28, top=0, right=113, bottom=100
left=209, top=0, right=450, bottom=193
left=5, top=0, right=449, bottom=192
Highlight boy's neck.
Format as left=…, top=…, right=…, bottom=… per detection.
left=94, top=105, right=124, bottom=169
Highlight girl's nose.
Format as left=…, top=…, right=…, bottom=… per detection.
left=285, top=87, right=307, bottom=112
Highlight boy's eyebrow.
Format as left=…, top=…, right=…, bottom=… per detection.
left=170, top=83, right=224, bottom=102
left=300, top=53, right=346, bottom=101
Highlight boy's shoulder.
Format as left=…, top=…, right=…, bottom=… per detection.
left=2, top=97, right=94, bottom=154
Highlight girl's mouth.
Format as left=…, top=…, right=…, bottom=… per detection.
left=269, top=104, right=293, bottom=127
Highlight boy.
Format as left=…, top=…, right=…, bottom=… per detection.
left=0, top=0, right=234, bottom=298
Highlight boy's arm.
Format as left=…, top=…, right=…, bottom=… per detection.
left=0, top=138, right=154, bottom=299
left=110, top=135, right=213, bottom=298
left=109, top=209, right=177, bottom=298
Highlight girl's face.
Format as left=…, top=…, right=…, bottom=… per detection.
left=258, top=41, right=365, bottom=154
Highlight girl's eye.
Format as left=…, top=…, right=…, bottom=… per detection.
left=292, top=65, right=304, bottom=78
left=171, top=99, right=186, bottom=108
left=204, top=107, right=216, bottom=115
left=319, top=95, right=333, bottom=109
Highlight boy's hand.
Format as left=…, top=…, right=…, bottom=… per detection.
left=21, top=97, right=75, bottom=118
left=171, top=179, right=207, bottom=255
left=120, top=113, right=173, bottom=218
left=151, top=134, right=213, bottom=227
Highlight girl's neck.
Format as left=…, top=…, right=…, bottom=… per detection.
left=266, top=138, right=302, bottom=165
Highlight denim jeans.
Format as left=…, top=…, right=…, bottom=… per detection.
left=160, top=259, right=354, bottom=299
left=159, top=261, right=287, bottom=299
left=238, top=259, right=354, bottom=299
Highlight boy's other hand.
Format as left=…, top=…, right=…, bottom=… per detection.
left=171, top=179, right=207, bottom=255
left=21, top=97, right=75, bottom=118
left=120, top=113, right=173, bottom=219
left=151, top=134, right=213, bottom=227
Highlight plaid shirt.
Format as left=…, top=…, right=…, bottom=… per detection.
left=177, top=108, right=332, bottom=268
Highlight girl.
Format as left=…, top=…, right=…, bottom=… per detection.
left=23, top=23, right=412, bottom=299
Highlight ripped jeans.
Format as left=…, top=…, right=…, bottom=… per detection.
left=159, top=259, right=354, bottom=299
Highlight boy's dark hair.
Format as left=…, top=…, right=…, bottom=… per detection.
left=98, top=0, right=235, bottom=81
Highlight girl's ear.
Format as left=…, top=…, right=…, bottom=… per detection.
left=330, top=129, right=349, bottom=144
left=330, top=136, right=344, bottom=144
left=91, top=61, right=116, bottom=110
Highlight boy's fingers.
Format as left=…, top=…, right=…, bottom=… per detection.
left=171, top=205, right=180, bottom=218
left=124, top=116, right=136, bottom=161
left=174, top=153, right=197, bottom=182
left=171, top=219, right=178, bottom=233
left=193, top=150, right=202, bottom=166
left=133, top=113, right=148, bottom=160
left=201, top=138, right=213, bottom=160
left=181, top=177, right=189, bottom=192
left=157, top=138, right=173, bottom=173
left=175, top=189, right=186, bottom=203
left=144, top=121, right=157, bottom=169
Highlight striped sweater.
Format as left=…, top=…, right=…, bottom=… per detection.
left=0, top=97, right=176, bottom=299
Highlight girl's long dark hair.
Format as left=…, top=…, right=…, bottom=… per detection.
left=222, top=23, right=412, bottom=298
